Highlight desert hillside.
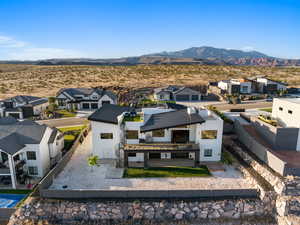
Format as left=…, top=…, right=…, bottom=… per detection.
left=0, top=64, right=300, bottom=99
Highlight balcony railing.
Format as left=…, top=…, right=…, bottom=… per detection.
left=124, top=142, right=199, bottom=151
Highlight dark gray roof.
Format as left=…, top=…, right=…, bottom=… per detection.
left=88, top=104, right=135, bottom=124
left=27, top=98, right=48, bottom=106
left=57, top=88, right=117, bottom=101
left=0, top=118, right=47, bottom=155
left=2, top=95, right=41, bottom=104
left=165, top=102, right=187, bottom=110
left=140, top=109, right=205, bottom=132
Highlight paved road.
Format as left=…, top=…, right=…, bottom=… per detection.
left=213, top=101, right=272, bottom=111
left=179, top=100, right=272, bottom=111
left=37, top=117, right=88, bottom=128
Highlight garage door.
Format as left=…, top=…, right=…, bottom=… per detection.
left=191, top=95, right=199, bottom=101
left=91, top=103, right=98, bottom=109
left=7, top=113, right=20, bottom=119
left=82, top=103, right=90, bottom=109
left=176, top=95, right=190, bottom=101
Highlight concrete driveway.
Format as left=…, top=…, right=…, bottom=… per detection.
left=37, top=117, right=88, bottom=128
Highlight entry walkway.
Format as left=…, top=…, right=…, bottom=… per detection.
left=50, top=133, right=254, bottom=190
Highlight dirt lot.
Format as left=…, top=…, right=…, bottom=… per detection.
left=1, top=64, right=300, bottom=100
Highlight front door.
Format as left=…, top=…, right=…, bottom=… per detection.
left=172, top=130, right=189, bottom=143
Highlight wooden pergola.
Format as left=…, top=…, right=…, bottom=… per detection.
left=123, top=143, right=200, bottom=168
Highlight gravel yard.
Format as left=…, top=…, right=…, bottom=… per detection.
left=50, top=133, right=253, bottom=190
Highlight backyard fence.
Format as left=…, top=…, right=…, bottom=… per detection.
left=39, top=188, right=257, bottom=199
left=234, top=120, right=287, bottom=176
left=37, top=125, right=91, bottom=192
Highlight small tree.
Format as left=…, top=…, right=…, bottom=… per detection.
left=87, top=155, right=99, bottom=172
left=48, top=96, right=56, bottom=104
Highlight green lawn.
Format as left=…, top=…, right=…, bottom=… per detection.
left=0, top=189, right=31, bottom=194
left=58, top=125, right=87, bottom=151
left=259, top=108, right=272, bottom=113
left=56, top=109, right=76, bottom=118
left=123, top=166, right=211, bottom=178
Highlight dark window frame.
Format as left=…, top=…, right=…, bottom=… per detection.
left=126, top=130, right=139, bottom=139
left=26, top=151, right=37, bottom=160
left=152, top=129, right=165, bottom=137
left=201, top=130, right=218, bottom=139
left=28, top=166, right=38, bottom=175
left=204, top=149, right=213, bottom=157
left=100, top=133, right=113, bottom=139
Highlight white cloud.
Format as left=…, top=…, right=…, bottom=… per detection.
left=0, top=35, right=84, bottom=60
left=241, top=46, right=255, bottom=52
left=7, top=47, right=83, bottom=60
left=0, top=35, right=27, bottom=48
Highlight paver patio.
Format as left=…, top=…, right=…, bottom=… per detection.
left=50, top=133, right=253, bottom=190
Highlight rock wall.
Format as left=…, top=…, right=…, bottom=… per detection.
left=224, top=135, right=300, bottom=225
left=8, top=198, right=276, bottom=225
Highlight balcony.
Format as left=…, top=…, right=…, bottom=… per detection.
left=124, top=142, right=199, bottom=152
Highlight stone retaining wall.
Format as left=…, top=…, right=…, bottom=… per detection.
left=223, top=135, right=286, bottom=195
left=8, top=198, right=276, bottom=225
left=224, top=135, right=300, bottom=225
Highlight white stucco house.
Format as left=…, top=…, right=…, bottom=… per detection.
left=88, top=104, right=223, bottom=168
left=0, top=95, right=49, bottom=119
left=272, top=98, right=300, bottom=128
left=248, top=76, right=287, bottom=94
left=56, top=88, right=117, bottom=110
left=0, top=117, right=64, bottom=189
left=153, top=86, right=202, bottom=101
left=217, top=79, right=252, bottom=95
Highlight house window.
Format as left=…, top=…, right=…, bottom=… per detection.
left=279, top=107, right=283, bottom=111
left=28, top=166, right=38, bottom=175
left=102, top=101, right=111, bottom=105
left=91, top=95, right=98, bottom=100
left=288, top=110, right=293, bottom=114
left=100, top=133, right=113, bottom=139
left=159, top=95, right=164, bottom=99
left=241, top=86, right=248, bottom=92
left=204, top=149, right=213, bottom=157
left=201, top=130, right=218, bottom=139
left=152, top=129, right=165, bottom=137
left=191, top=95, right=199, bottom=101
left=26, top=151, right=36, bottom=160
left=126, top=130, right=139, bottom=139
left=128, top=153, right=136, bottom=157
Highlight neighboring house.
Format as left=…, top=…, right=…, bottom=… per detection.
left=217, top=79, right=252, bottom=95
left=249, top=98, right=300, bottom=151
left=248, top=76, right=287, bottom=94
left=0, top=96, right=49, bottom=119
left=0, top=117, right=64, bottom=189
left=56, top=88, right=117, bottom=110
left=88, top=104, right=223, bottom=168
left=153, top=86, right=202, bottom=101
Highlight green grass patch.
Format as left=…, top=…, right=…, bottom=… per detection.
left=0, top=189, right=31, bottom=194
left=259, top=108, right=272, bottom=113
left=123, top=115, right=143, bottom=122
left=123, top=166, right=211, bottom=178
left=56, top=109, right=76, bottom=118
left=58, top=125, right=87, bottom=133
left=58, top=125, right=87, bottom=151
left=221, top=151, right=235, bottom=165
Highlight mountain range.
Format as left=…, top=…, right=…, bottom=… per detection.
left=1, top=46, right=300, bottom=67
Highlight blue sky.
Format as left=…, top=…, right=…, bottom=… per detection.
left=0, top=0, right=299, bottom=60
